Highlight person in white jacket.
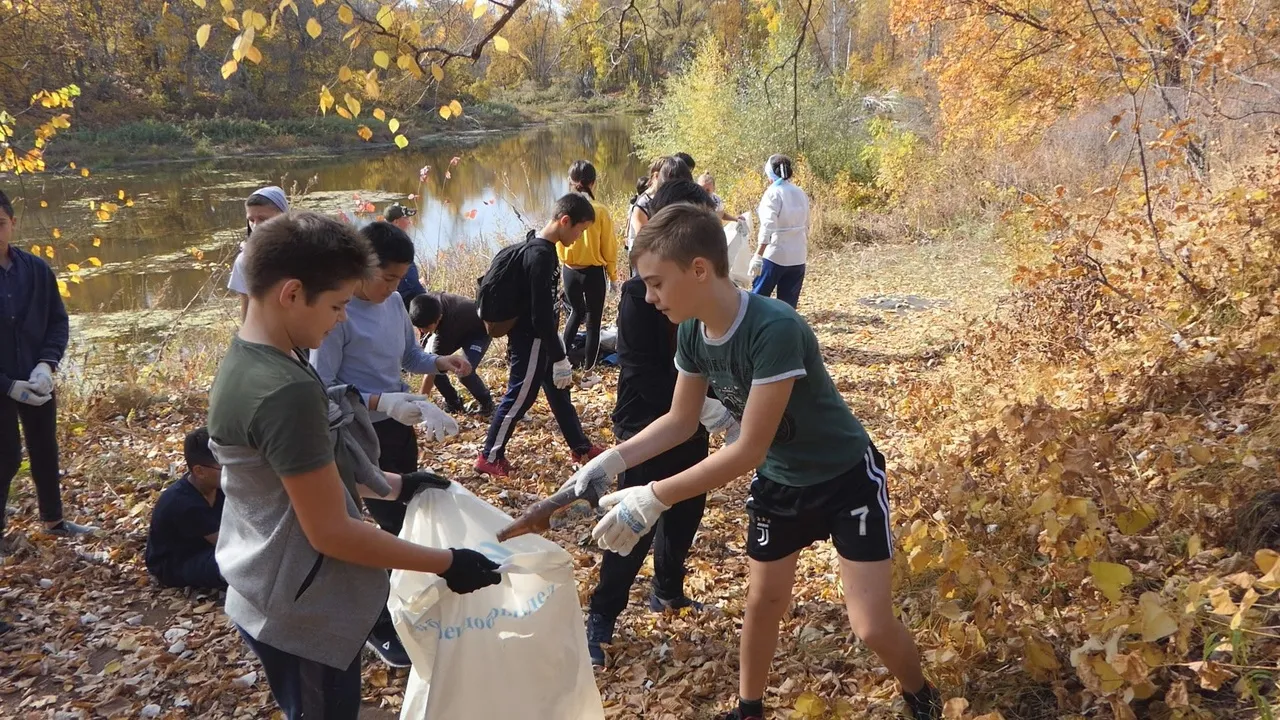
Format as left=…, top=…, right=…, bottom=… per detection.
left=749, top=154, right=810, bottom=308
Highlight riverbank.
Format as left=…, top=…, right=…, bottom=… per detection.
left=47, top=95, right=646, bottom=169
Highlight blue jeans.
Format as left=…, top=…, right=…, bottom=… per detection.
left=237, top=627, right=362, bottom=720
left=752, top=259, right=806, bottom=308
left=433, top=333, right=493, bottom=409
left=481, top=333, right=590, bottom=462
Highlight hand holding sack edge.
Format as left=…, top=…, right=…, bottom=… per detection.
left=440, top=548, right=502, bottom=594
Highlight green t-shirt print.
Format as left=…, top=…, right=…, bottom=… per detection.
left=675, top=291, right=870, bottom=487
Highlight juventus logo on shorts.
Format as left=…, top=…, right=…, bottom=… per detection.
left=755, top=517, right=771, bottom=547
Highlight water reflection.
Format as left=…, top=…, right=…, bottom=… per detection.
left=10, top=116, right=646, bottom=314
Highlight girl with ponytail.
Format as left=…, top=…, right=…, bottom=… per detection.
left=558, top=160, right=618, bottom=370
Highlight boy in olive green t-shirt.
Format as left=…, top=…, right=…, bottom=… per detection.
left=207, top=211, right=501, bottom=720
left=563, top=204, right=941, bottom=720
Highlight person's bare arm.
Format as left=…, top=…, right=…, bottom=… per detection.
left=282, top=463, right=452, bottom=574
left=652, top=378, right=794, bottom=506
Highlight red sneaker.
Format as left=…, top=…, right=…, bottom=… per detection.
left=572, top=445, right=605, bottom=464
left=475, top=453, right=512, bottom=477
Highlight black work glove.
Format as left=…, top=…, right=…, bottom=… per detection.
left=396, top=470, right=452, bottom=503
left=440, top=549, right=502, bottom=594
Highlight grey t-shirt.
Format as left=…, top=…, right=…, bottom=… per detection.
left=208, top=337, right=389, bottom=669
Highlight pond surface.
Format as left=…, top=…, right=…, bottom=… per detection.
left=8, top=115, right=647, bottom=316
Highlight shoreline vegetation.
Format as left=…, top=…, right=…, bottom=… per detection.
left=44, top=95, right=646, bottom=169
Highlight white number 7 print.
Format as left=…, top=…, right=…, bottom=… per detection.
left=849, top=506, right=869, bottom=536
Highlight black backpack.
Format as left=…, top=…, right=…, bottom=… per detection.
left=475, top=231, right=532, bottom=338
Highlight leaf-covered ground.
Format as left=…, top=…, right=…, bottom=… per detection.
left=2, top=218, right=1275, bottom=719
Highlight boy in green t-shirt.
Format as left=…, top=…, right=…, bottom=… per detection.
left=565, top=204, right=941, bottom=720
left=207, top=211, right=501, bottom=719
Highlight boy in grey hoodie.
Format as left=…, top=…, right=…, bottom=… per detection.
left=207, top=211, right=500, bottom=718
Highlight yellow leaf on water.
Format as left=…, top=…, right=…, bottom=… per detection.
left=306, top=17, right=322, bottom=38
left=196, top=23, right=212, bottom=48
left=1089, top=561, right=1132, bottom=602
left=493, top=35, right=509, bottom=53
left=66, top=263, right=80, bottom=272
left=373, top=50, right=390, bottom=69
left=88, top=257, right=102, bottom=267
left=92, top=237, right=101, bottom=247
left=388, top=118, right=399, bottom=133
left=394, top=134, right=408, bottom=149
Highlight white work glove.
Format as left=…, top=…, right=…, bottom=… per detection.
left=8, top=380, right=51, bottom=407
left=749, top=255, right=764, bottom=278
left=28, top=362, right=54, bottom=396
left=413, top=400, right=460, bottom=441
left=592, top=484, right=671, bottom=555
left=700, top=397, right=741, bottom=445
left=558, top=447, right=627, bottom=500
left=378, top=392, right=429, bottom=425
left=551, top=358, right=573, bottom=389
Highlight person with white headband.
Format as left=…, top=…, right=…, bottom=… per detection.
left=228, top=185, right=290, bottom=320
left=748, top=155, right=810, bottom=309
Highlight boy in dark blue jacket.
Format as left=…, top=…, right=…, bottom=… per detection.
left=0, top=189, right=95, bottom=545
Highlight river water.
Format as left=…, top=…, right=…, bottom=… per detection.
left=9, top=115, right=646, bottom=324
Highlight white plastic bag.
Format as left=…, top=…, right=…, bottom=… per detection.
left=390, top=484, right=605, bottom=720
left=725, top=215, right=755, bottom=288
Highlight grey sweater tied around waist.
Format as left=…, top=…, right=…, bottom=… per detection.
left=211, top=385, right=395, bottom=669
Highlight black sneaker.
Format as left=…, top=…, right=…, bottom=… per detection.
left=720, top=708, right=763, bottom=720
left=0, top=619, right=11, bottom=634
left=365, top=624, right=412, bottom=668
left=585, top=612, right=614, bottom=668
left=46, top=520, right=97, bottom=537
left=649, top=593, right=703, bottom=613
left=903, top=683, right=942, bottom=720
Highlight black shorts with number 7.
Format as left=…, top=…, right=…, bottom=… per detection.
left=745, top=444, right=894, bottom=563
